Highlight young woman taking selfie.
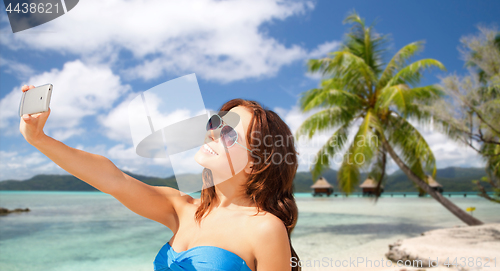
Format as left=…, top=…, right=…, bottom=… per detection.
left=19, top=84, right=301, bottom=271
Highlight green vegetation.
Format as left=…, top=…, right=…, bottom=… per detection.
left=0, top=167, right=491, bottom=193
left=297, top=11, right=444, bottom=192
left=426, top=27, right=500, bottom=203
left=296, top=11, right=483, bottom=225
left=0, top=171, right=178, bottom=191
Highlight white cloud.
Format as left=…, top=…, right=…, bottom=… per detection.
left=0, top=57, right=35, bottom=79
left=98, top=92, right=203, bottom=144
left=107, top=143, right=168, bottom=165
left=304, top=71, right=324, bottom=80
left=412, top=122, right=484, bottom=170
left=0, top=142, right=173, bottom=181
left=52, top=128, right=86, bottom=141
left=307, top=40, right=339, bottom=59
left=96, top=92, right=139, bottom=144
left=0, top=151, right=55, bottom=180
left=0, top=59, right=131, bottom=139
left=0, top=0, right=334, bottom=83
left=0, top=150, right=17, bottom=158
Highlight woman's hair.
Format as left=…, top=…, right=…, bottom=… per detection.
left=195, top=98, right=301, bottom=271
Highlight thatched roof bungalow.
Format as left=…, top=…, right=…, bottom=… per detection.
left=427, top=175, right=443, bottom=193
left=359, top=177, right=384, bottom=196
left=311, top=177, right=334, bottom=197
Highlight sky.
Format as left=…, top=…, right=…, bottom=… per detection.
left=1, top=0, right=499, bottom=181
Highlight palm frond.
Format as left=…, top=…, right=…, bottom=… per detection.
left=350, top=110, right=381, bottom=169
left=295, top=107, right=355, bottom=140
left=309, top=51, right=378, bottom=89
left=376, top=84, right=443, bottom=118
left=376, top=84, right=411, bottom=112
left=386, top=114, right=437, bottom=177
left=378, top=41, right=425, bottom=88
left=310, top=123, right=352, bottom=180
left=299, top=80, right=366, bottom=112
left=369, top=137, right=387, bottom=183
left=336, top=111, right=382, bottom=193
left=342, top=10, right=387, bottom=75
left=343, top=10, right=364, bottom=26
left=337, top=156, right=361, bottom=194
left=386, top=59, right=446, bottom=88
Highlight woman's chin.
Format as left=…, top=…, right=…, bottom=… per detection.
left=194, top=150, right=233, bottom=180
left=194, top=148, right=217, bottom=168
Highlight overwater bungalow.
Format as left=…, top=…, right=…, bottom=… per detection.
left=427, top=175, right=444, bottom=193
left=359, top=177, right=384, bottom=196
left=311, top=177, right=334, bottom=197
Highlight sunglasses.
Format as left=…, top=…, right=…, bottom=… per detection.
left=206, top=114, right=252, bottom=152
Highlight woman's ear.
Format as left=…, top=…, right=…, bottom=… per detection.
left=244, top=161, right=254, bottom=174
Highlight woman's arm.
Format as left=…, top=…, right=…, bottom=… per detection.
left=252, top=215, right=292, bottom=271
left=19, top=85, right=189, bottom=232
left=26, top=133, right=125, bottom=194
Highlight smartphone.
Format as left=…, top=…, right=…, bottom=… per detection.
left=19, top=84, right=53, bottom=117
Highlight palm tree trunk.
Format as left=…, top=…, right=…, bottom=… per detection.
left=382, top=138, right=484, bottom=226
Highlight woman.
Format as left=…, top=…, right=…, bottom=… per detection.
left=19, top=85, right=301, bottom=271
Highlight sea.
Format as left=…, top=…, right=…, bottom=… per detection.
left=0, top=191, right=499, bottom=271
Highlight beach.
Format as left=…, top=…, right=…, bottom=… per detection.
left=0, top=192, right=499, bottom=271
left=287, top=195, right=499, bottom=271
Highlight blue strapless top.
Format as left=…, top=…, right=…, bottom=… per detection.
left=154, top=242, right=252, bottom=271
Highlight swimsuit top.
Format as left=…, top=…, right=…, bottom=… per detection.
left=154, top=242, right=252, bottom=271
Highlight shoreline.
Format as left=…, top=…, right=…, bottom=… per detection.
left=294, top=223, right=500, bottom=271
left=1, top=192, right=499, bottom=271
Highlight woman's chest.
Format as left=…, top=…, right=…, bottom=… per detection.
left=169, top=208, right=259, bottom=270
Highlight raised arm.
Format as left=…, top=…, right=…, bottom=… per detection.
left=19, top=85, right=188, bottom=232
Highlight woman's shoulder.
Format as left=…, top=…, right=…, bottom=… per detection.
left=246, top=210, right=291, bottom=268
left=246, top=210, right=289, bottom=244
left=249, top=211, right=287, bottom=233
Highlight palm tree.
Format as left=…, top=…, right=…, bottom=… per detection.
left=296, top=11, right=483, bottom=226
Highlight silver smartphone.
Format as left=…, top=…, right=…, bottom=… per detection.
left=19, top=84, right=53, bottom=117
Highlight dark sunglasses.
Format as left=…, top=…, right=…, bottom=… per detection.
left=206, top=114, right=252, bottom=152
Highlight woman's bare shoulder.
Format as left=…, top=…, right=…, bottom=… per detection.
left=248, top=211, right=286, bottom=230
left=246, top=210, right=290, bottom=269
left=246, top=211, right=288, bottom=242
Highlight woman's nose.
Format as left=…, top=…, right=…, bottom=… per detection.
left=207, top=129, right=218, bottom=143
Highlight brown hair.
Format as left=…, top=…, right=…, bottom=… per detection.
left=195, top=98, right=301, bottom=271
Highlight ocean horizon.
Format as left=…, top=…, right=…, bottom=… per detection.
left=1, top=191, right=499, bottom=271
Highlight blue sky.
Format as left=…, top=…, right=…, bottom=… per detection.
left=1, top=0, right=499, bottom=181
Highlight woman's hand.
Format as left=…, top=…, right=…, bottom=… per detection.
left=19, top=85, right=51, bottom=145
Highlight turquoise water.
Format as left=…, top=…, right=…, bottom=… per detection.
left=0, top=191, right=499, bottom=271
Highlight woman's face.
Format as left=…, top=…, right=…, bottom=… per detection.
left=194, top=106, right=253, bottom=183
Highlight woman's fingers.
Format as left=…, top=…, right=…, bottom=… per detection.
left=19, top=85, right=50, bottom=145
left=22, top=108, right=50, bottom=122
left=22, top=85, right=36, bottom=92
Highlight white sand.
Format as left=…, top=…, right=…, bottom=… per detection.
left=289, top=196, right=500, bottom=271
left=293, top=223, right=500, bottom=271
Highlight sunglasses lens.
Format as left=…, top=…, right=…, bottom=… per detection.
left=221, top=125, right=238, bottom=147
left=206, top=115, right=220, bottom=131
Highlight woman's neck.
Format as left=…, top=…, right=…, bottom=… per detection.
left=213, top=179, right=255, bottom=209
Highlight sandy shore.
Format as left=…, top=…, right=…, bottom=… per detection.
left=294, top=223, right=500, bottom=271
